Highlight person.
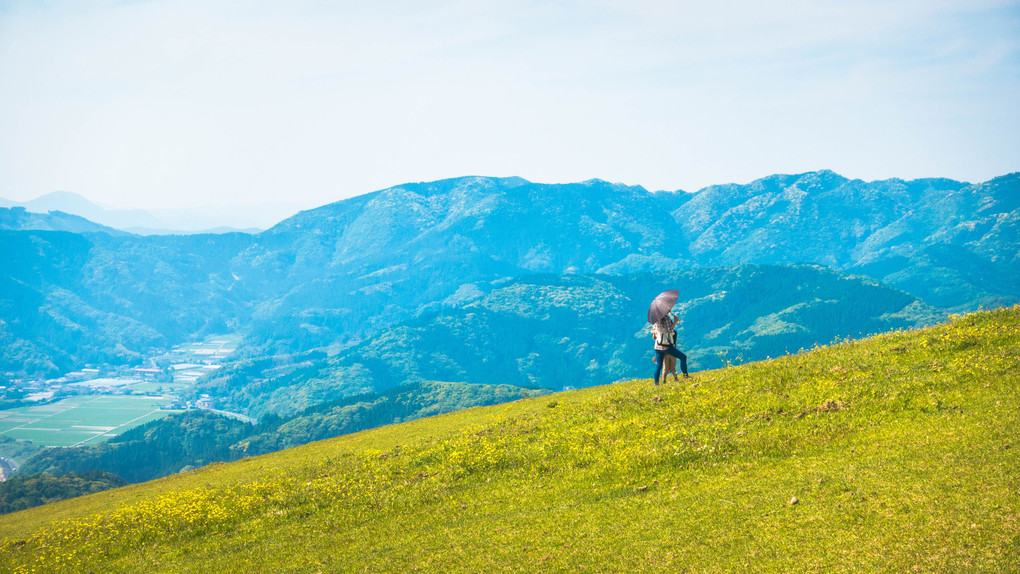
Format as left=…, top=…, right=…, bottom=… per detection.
left=661, top=322, right=681, bottom=382
left=651, top=312, right=688, bottom=385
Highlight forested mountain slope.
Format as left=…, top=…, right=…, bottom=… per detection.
left=201, top=265, right=941, bottom=417
left=0, top=230, right=252, bottom=375
left=234, top=172, right=1018, bottom=356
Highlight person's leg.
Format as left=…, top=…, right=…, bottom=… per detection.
left=653, top=349, right=665, bottom=385
left=665, top=346, right=689, bottom=376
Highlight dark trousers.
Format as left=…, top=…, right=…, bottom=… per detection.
left=654, top=346, right=688, bottom=384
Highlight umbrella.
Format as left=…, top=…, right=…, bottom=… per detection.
left=647, top=289, right=679, bottom=324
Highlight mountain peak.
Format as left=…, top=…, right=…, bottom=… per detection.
left=21, top=190, right=106, bottom=213
left=751, top=169, right=850, bottom=191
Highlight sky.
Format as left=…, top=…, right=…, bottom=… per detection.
left=1, top=0, right=1018, bottom=213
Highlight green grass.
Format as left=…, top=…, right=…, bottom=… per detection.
left=1, top=307, right=1017, bottom=573
left=0, top=395, right=180, bottom=447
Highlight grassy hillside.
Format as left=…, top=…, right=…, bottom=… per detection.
left=1, top=307, right=1017, bottom=573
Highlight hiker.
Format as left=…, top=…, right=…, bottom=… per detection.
left=651, top=312, right=688, bottom=385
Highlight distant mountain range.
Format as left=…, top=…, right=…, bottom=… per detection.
left=0, top=206, right=128, bottom=236
left=0, top=191, right=301, bottom=234
left=233, top=171, right=1016, bottom=357
left=1, top=170, right=1017, bottom=418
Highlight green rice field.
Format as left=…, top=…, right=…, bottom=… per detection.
left=0, top=395, right=181, bottom=447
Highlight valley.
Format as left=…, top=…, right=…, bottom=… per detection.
left=0, top=334, right=244, bottom=462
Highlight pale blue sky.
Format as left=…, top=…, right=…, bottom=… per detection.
left=1, top=0, right=1018, bottom=210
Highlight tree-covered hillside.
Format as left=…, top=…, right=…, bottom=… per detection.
left=18, top=410, right=257, bottom=484
left=200, top=265, right=942, bottom=417
left=232, top=380, right=548, bottom=456
left=225, top=172, right=1019, bottom=357
left=0, top=230, right=253, bottom=376
left=0, top=470, right=126, bottom=515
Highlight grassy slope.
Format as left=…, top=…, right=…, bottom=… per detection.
left=1, top=307, right=1017, bottom=573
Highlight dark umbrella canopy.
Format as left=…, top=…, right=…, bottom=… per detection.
left=647, top=289, right=679, bottom=324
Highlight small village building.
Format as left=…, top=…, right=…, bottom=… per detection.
left=133, top=367, right=162, bottom=381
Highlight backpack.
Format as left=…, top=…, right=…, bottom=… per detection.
left=653, top=321, right=677, bottom=346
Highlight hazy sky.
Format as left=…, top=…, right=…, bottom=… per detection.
left=1, top=0, right=1018, bottom=211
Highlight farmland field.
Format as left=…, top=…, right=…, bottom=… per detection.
left=125, top=381, right=195, bottom=395
left=0, top=395, right=182, bottom=447
left=175, top=334, right=240, bottom=359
